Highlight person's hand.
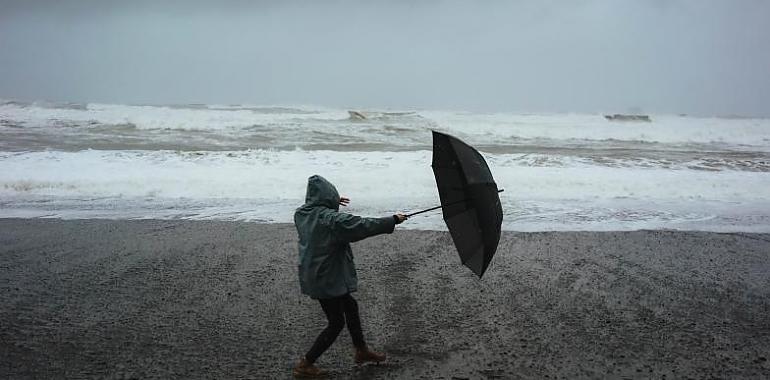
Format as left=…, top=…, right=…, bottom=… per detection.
left=339, top=197, right=350, bottom=206
left=394, top=213, right=408, bottom=224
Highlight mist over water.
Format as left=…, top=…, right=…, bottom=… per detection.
left=1, top=0, right=769, bottom=116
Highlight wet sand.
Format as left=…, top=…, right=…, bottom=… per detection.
left=1, top=219, right=769, bottom=379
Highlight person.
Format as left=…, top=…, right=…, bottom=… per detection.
left=293, top=175, right=407, bottom=378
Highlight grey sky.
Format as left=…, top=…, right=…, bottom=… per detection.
left=1, top=0, right=768, bottom=116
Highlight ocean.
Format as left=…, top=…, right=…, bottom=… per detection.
left=1, top=100, right=769, bottom=231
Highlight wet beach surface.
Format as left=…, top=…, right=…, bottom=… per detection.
left=1, top=219, right=769, bottom=379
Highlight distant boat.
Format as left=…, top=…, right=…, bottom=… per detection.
left=604, top=114, right=651, bottom=122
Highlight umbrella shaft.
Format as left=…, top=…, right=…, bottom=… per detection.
left=406, top=189, right=504, bottom=218
left=406, top=204, right=443, bottom=217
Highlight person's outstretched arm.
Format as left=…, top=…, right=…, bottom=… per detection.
left=328, top=212, right=407, bottom=243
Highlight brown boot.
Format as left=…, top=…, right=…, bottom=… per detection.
left=354, top=348, right=386, bottom=364
left=293, top=358, right=328, bottom=378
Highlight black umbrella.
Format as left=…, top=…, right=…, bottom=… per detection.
left=408, top=131, right=503, bottom=278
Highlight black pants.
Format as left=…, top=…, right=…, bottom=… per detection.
left=305, top=293, right=366, bottom=363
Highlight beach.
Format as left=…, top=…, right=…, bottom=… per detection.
left=2, top=219, right=769, bottom=379
left=3, top=1, right=770, bottom=378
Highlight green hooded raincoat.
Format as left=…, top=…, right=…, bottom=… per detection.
left=294, top=175, right=396, bottom=299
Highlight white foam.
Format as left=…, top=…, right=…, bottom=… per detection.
left=422, top=111, right=770, bottom=149
left=0, top=102, right=348, bottom=130
left=3, top=102, right=770, bottom=149
left=3, top=150, right=769, bottom=201
left=2, top=149, right=770, bottom=231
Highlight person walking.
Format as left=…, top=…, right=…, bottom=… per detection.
left=293, top=175, right=407, bottom=378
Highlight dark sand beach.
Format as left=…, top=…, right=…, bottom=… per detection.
left=1, top=219, right=769, bottom=379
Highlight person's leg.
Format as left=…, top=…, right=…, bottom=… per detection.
left=341, top=293, right=367, bottom=349
left=342, top=294, right=387, bottom=364
left=304, top=296, right=346, bottom=363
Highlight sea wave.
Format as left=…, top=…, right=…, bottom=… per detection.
left=1, top=149, right=768, bottom=201
left=2, top=101, right=770, bottom=150
left=2, top=100, right=769, bottom=231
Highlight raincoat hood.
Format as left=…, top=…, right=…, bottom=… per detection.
left=304, top=175, right=340, bottom=211
left=294, top=174, right=397, bottom=299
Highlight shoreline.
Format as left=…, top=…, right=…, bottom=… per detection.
left=4, top=212, right=770, bottom=234
left=2, top=219, right=769, bottom=378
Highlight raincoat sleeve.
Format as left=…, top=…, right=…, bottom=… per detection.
left=329, top=212, right=397, bottom=243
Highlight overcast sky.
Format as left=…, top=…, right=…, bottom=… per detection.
left=1, top=0, right=768, bottom=116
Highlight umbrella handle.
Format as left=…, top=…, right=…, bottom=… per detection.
left=405, top=189, right=504, bottom=218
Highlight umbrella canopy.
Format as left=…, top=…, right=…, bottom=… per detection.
left=431, top=131, right=503, bottom=278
